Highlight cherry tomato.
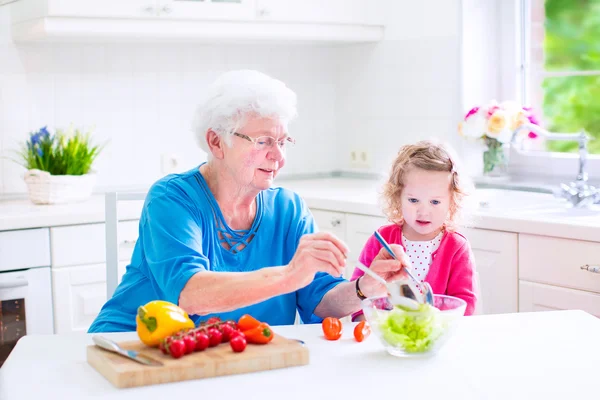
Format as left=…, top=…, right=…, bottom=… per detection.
left=169, top=339, right=186, bottom=359
left=237, top=314, right=261, bottom=331
left=322, top=317, right=343, bottom=341
left=230, top=334, right=247, bottom=353
left=219, top=323, right=236, bottom=342
left=226, top=320, right=238, bottom=330
left=194, top=331, right=209, bottom=351
left=159, top=340, right=168, bottom=355
left=182, top=334, right=196, bottom=354
left=207, top=327, right=222, bottom=347
left=207, top=316, right=221, bottom=325
left=353, top=321, right=371, bottom=342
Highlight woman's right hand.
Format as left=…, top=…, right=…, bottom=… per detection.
left=286, top=232, right=349, bottom=289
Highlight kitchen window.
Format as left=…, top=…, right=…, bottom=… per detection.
left=523, top=0, right=600, bottom=155
left=463, top=0, right=600, bottom=182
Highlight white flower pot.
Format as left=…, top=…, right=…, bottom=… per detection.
left=23, top=169, right=97, bottom=205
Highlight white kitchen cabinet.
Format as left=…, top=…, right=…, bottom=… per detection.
left=344, top=213, right=388, bottom=279
left=519, top=234, right=600, bottom=295
left=50, top=221, right=139, bottom=268
left=52, top=262, right=128, bottom=334
left=255, top=0, right=384, bottom=25
left=460, top=227, right=518, bottom=315
left=161, top=0, right=255, bottom=21
left=36, top=0, right=157, bottom=19
left=0, top=228, right=50, bottom=271
left=9, top=0, right=384, bottom=43
left=519, top=281, right=600, bottom=318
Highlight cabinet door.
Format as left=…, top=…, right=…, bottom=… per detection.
left=460, top=227, right=518, bottom=315
left=52, top=262, right=127, bottom=334
left=519, top=281, right=600, bottom=318
left=48, top=0, right=159, bottom=18
left=345, top=214, right=388, bottom=280
left=255, top=0, right=383, bottom=25
left=519, top=234, right=600, bottom=295
left=160, top=0, right=255, bottom=20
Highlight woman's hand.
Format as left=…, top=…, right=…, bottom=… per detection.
left=286, top=232, right=349, bottom=289
left=358, top=244, right=410, bottom=297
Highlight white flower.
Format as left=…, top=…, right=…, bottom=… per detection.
left=460, top=110, right=487, bottom=139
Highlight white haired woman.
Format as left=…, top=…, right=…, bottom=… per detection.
left=89, top=70, right=406, bottom=332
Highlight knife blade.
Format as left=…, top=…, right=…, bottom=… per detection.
left=92, top=335, right=164, bottom=367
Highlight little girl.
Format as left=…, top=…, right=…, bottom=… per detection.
left=351, top=140, right=477, bottom=319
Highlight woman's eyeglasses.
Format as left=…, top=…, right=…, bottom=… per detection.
left=233, top=132, right=296, bottom=151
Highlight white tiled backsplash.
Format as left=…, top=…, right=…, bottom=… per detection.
left=0, top=0, right=463, bottom=194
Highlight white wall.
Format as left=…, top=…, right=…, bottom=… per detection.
left=0, top=8, right=339, bottom=193
left=336, top=0, right=464, bottom=175
left=0, top=0, right=470, bottom=194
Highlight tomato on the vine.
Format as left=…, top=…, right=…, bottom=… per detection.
left=169, top=339, right=186, bottom=359
left=230, top=334, right=247, bottom=352
left=194, top=331, right=209, bottom=351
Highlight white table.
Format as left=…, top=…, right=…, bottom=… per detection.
left=1, top=310, right=598, bottom=400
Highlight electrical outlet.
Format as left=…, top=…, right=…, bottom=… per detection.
left=161, top=153, right=181, bottom=174
left=349, top=149, right=371, bottom=169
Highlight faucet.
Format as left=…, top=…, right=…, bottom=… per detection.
left=510, top=123, right=600, bottom=208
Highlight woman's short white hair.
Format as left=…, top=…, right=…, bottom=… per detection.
left=192, top=70, right=298, bottom=154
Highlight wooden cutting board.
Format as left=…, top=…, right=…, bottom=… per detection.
left=87, top=334, right=309, bottom=389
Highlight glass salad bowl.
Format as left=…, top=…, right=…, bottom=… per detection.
left=361, top=294, right=466, bottom=357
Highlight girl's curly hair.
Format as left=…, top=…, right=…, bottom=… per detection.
left=382, top=140, right=471, bottom=232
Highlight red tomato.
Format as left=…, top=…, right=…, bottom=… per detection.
left=353, top=321, right=371, bottom=342
left=230, top=334, right=247, bottom=353
left=169, top=339, right=185, bottom=359
left=182, top=334, right=196, bottom=354
left=206, top=317, right=221, bottom=325
left=194, top=331, right=209, bottom=351
left=207, top=327, right=222, bottom=347
left=322, top=317, right=343, bottom=341
left=219, top=323, right=236, bottom=342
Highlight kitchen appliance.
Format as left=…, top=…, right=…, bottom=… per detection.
left=0, top=266, right=54, bottom=366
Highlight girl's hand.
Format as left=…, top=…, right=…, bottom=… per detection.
left=286, top=232, right=349, bottom=289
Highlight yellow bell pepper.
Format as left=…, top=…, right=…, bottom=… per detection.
left=136, top=300, right=195, bottom=347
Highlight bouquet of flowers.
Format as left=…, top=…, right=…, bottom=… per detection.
left=458, top=101, right=539, bottom=175
left=18, top=125, right=104, bottom=176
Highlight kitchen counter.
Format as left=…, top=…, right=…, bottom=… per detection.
left=1, top=310, right=598, bottom=399
left=0, top=194, right=145, bottom=231
left=1, top=177, right=599, bottom=241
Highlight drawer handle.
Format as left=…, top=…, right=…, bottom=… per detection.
left=331, top=218, right=342, bottom=227
left=580, top=264, right=600, bottom=274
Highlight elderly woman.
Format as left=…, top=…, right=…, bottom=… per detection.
left=89, top=70, right=405, bottom=332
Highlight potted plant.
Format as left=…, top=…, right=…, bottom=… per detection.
left=17, top=126, right=105, bottom=205
left=458, top=101, right=540, bottom=177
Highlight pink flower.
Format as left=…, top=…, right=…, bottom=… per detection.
left=487, top=105, right=500, bottom=118
left=464, top=106, right=480, bottom=120
left=523, top=107, right=539, bottom=139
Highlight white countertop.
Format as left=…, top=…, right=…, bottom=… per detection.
left=1, top=310, right=598, bottom=400
left=1, top=177, right=599, bottom=242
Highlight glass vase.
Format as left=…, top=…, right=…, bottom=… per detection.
left=482, top=138, right=509, bottom=178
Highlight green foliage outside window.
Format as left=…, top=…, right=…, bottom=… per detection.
left=543, top=0, right=600, bottom=153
